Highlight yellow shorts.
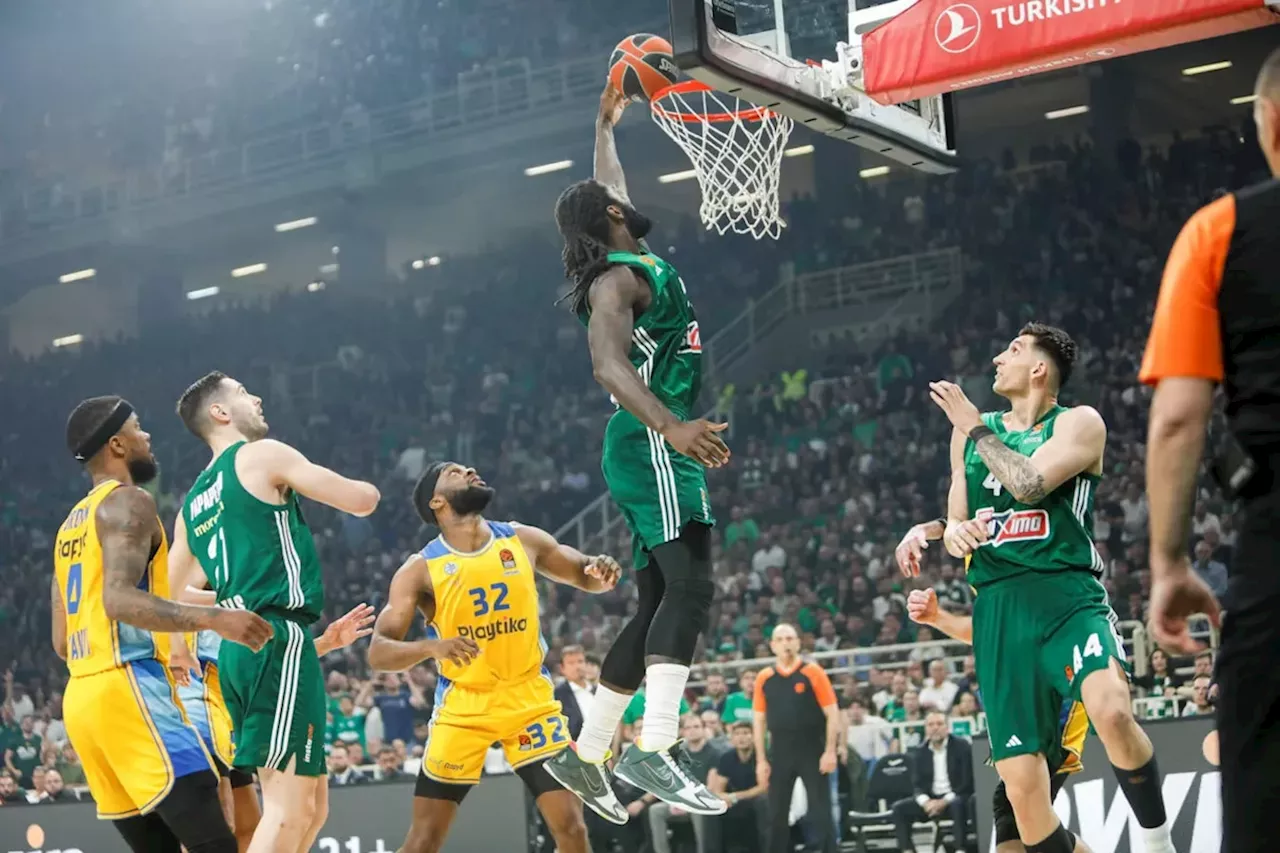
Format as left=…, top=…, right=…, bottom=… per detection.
left=65, top=660, right=216, bottom=818
left=423, top=673, right=568, bottom=785
left=177, top=662, right=236, bottom=768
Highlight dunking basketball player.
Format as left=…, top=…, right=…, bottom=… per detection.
left=546, top=82, right=729, bottom=822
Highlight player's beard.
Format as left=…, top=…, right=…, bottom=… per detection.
left=232, top=408, right=269, bottom=441
left=128, top=454, right=159, bottom=486
left=621, top=204, right=652, bottom=241
left=446, top=485, right=495, bottom=517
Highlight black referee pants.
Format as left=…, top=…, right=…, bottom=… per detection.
left=765, top=744, right=836, bottom=853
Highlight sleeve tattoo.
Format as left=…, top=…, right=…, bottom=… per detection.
left=973, top=435, right=1047, bottom=504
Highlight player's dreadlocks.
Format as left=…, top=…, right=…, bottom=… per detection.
left=1020, top=321, right=1077, bottom=389
left=554, top=179, right=616, bottom=316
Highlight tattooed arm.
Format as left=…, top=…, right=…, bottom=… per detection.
left=51, top=576, right=67, bottom=660
left=972, top=406, right=1106, bottom=505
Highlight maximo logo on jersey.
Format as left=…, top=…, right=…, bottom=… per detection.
left=974, top=507, right=1051, bottom=547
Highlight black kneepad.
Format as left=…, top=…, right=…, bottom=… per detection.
left=1026, top=824, right=1076, bottom=853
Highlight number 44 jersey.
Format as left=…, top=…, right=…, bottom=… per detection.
left=963, top=406, right=1105, bottom=590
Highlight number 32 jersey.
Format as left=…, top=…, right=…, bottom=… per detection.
left=963, top=406, right=1105, bottom=590
left=421, top=521, right=550, bottom=689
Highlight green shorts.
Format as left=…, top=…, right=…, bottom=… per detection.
left=601, top=412, right=714, bottom=569
left=218, top=612, right=327, bottom=776
left=973, top=570, right=1123, bottom=764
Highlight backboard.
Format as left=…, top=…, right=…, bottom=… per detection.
left=666, top=0, right=960, bottom=173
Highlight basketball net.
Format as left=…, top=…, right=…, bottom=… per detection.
left=651, top=81, right=794, bottom=241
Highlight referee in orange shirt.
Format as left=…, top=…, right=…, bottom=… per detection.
left=1141, top=46, right=1280, bottom=853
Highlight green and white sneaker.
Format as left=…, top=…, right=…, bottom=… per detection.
left=614, top=740, right=727, bottom=815
left=544, top=745, right=629, bottom=825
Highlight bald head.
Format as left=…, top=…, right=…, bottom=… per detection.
left=1258, top=46, right=1280, bottom=102
left=770, top=622, right=800, bottom=661
left=1257, top=47, right=1280, bottom=178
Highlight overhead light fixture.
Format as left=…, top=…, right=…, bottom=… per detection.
left=524, top=160, right=574, bottom=176
left=59, top=268, right=96, bottom=284
left=784, top=144, right=815, bottom=158
left=859, top=166, right=891, bottom=179
left=427, top=256, right=441, bottom=267
left=412, top=259, right=425, bottom=270
left=232, top=263, right=268, bottom=278
left=307, top=281, right=326, bottom=292
left=319, top=263, right=339, bottom=274
left=52, top=334, right=84, bottom=347
left=1182, top=61, right=1232, bottom=76
left=658, top=169, right=698, bottom=184
left=186, top=286, right=220, bottom=301
left=274, top=216, right=318, bottom=232
left=1045, top=105, right=1090, bottom=120
left=1231, top=94, right=1258, bottom=105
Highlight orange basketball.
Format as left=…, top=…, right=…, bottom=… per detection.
left=609, top=34, right=680, bottom=102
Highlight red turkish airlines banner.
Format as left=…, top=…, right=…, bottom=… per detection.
left=863, top=0, right=1279, bottom=105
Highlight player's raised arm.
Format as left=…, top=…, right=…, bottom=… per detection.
left=895, top=516, right=945, bottom=577
left=595, top=83, right=630, bottom=203
left=588, top=269, right=730, bottom=467
left=514, top=523, right=621, bottom=593
left=250, top=438, right=380, bottom=517
left=942, top=428, right=987, bottom=559
left=930, top=381, right=1105, bottom=504
left=98, top=486, right=272, bottom=649
left=367, top=555, right=478, bottom=672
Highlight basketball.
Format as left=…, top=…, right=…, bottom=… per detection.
left=608, top=34, right=680, bottom=102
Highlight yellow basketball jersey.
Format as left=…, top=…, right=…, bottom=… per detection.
left=421, top=521, right=547, bottom=690
left=54, top=480, right=172, bottom=677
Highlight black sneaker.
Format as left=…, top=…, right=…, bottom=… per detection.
left=544, top=745, right=629, bottom=825
left=614, top=740, right=727, bottom=815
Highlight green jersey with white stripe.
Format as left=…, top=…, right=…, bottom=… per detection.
left=577, top=249, right=703, bottom=421
left=963, top=406, right=1103, bottom=589
left=182, top=441, right=325, bottom=623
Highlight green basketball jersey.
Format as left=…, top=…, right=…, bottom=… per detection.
left=182, top=441, right=325, bottom=623
left=577, top=249, right=703, bottom=422
left=963, top=406, right=1104, bottom=589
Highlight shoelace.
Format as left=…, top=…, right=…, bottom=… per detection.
left=666, top=744, right=701, bottom=789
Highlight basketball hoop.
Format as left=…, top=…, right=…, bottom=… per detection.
left=650, top=80, right=793, bottom=241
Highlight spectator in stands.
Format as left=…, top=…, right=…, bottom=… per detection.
left=1135, top=649, right=1183, bottom=697
left=890, top=711, right=976, bottom=853
left=54, top=742, right=84, bottom=786
left=648, top=714, right=720, bottom=853
left=372, top=746, right=409, bottom=782
left=721, top=669, right=757, bottom=726
left=708, top=721, right=769, bottom=853
left=554, top=644, right=593, bottom=740
left=877, top=672, right=909, bottom=718
left=0, top=770, right=24, bottom=804
left=329, top=691, right=370, bottom=750
left=952, top=692, right=979, bottom=720
left=699, top=670, right=730, bottom=717
left=1182, top=676, right=1215, bottom=717
left=1191, top=539, right=1230, bottom=599
left=371, top=672, right=424, bottom=747
left=953, top=656, right=980, bottom=707
left=918, top=660, right=958, bottom=712
left=4, top=713, right=41, bottom=787
left=34, top=768, right=75, bottom=803
left=328, top=742, right=369, bottom=786
left=933, top=563, right=971, bottom=614
left=844, top=696, right=893, bottom=769
left=701, top=710, right=731, bottom=753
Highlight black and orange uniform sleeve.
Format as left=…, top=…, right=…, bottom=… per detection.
left=756, top=660, right=830, bottom=750
left=799, top=662, right=837, bottom=709
left=752, top=666, right=775, bottom=713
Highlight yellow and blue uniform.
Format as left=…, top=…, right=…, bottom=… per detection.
left=177, top=630, right=235, bottom=769
left=54, top=480, right=215, bottom=819
left=421, top=521, right=568, bottom=785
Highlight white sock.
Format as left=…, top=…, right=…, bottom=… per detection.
left=1140, top=823, right=1175, bottom=852
left=639, top=662, right=691, bottom=752
left=576, top=685, right=632, bottom=763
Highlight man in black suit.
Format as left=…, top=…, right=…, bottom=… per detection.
left=554, top=645, right=593, bottom=739
left=891, top=710, right=976, bottom=853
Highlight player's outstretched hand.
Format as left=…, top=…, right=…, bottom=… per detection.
left=1148, top=558, right=1222, bottom=655
left=435, top=636, right=481, bottom=667
left=585, top=555, right=622, bottom=591
left=599, top=81, right=628, bottom=127
left=212, top=609, right=274, bottom=652
left=928, top=381, right=984, bottom=434
left=907, top=588, right=940, bottom=626
left=942, top=518, right=988, bottom=558
left=896, top=526, right=931, bottom=577
left=321, top=603, right=376, bottom=651
left=663, top=419, right=731, bottom=468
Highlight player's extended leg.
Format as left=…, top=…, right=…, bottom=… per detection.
left=994, top=754, right=1091, bottom=853
left=518, top=762, right=590, bottom=853
left=297, top=775, right=330, bottom=853
left=993, top=776, right=1091, bottom=853
left=400, top=777, right=467, bottom=853
left=229, top=772, right=261, bottom=853
left=1078, top=658, right=1174, bottom=853
left=248, top=763, right=324, bottom=853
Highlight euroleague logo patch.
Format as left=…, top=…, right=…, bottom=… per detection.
left=974, top=507, right=1051, bottom=547
left=935, top=3, right=981, bottom=53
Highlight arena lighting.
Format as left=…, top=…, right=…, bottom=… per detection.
left=186, top=287, right=220, bottom=301
left=319, top=263, right=339, bottom=274
left=523, top=160, right=574, bottom=176
left=427, top=256, right=442, bottom=266
left=658, top=169, right=698, bottom=184
left=783, top=144, right=815, bottom=158
left=1182, top=61, right=1232, bottom=76
left=231, top=263, right=268, bottom=278
left=58, top=268, right=96, bottom=284
left=1231, top=95, right=1258, bottom=105
left=274, top=216, right=318, bottom=232
left=52, top=334, right=84, bottom=347
left=1045, top=105, right=1090, bottom=120
left=859, top=166, right=891, bottom=179
left=307, top=281, right=326, bottom=292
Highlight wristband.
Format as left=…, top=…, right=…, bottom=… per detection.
left=968, top=424, right=995, bottom=442
left=934, top=516, right=948, bottom=530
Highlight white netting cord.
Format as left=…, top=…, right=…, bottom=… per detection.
left=651, top=88, right=794, bottom=241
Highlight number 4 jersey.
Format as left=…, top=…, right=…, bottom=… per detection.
left=963, top=406, right=1105, bottom=590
